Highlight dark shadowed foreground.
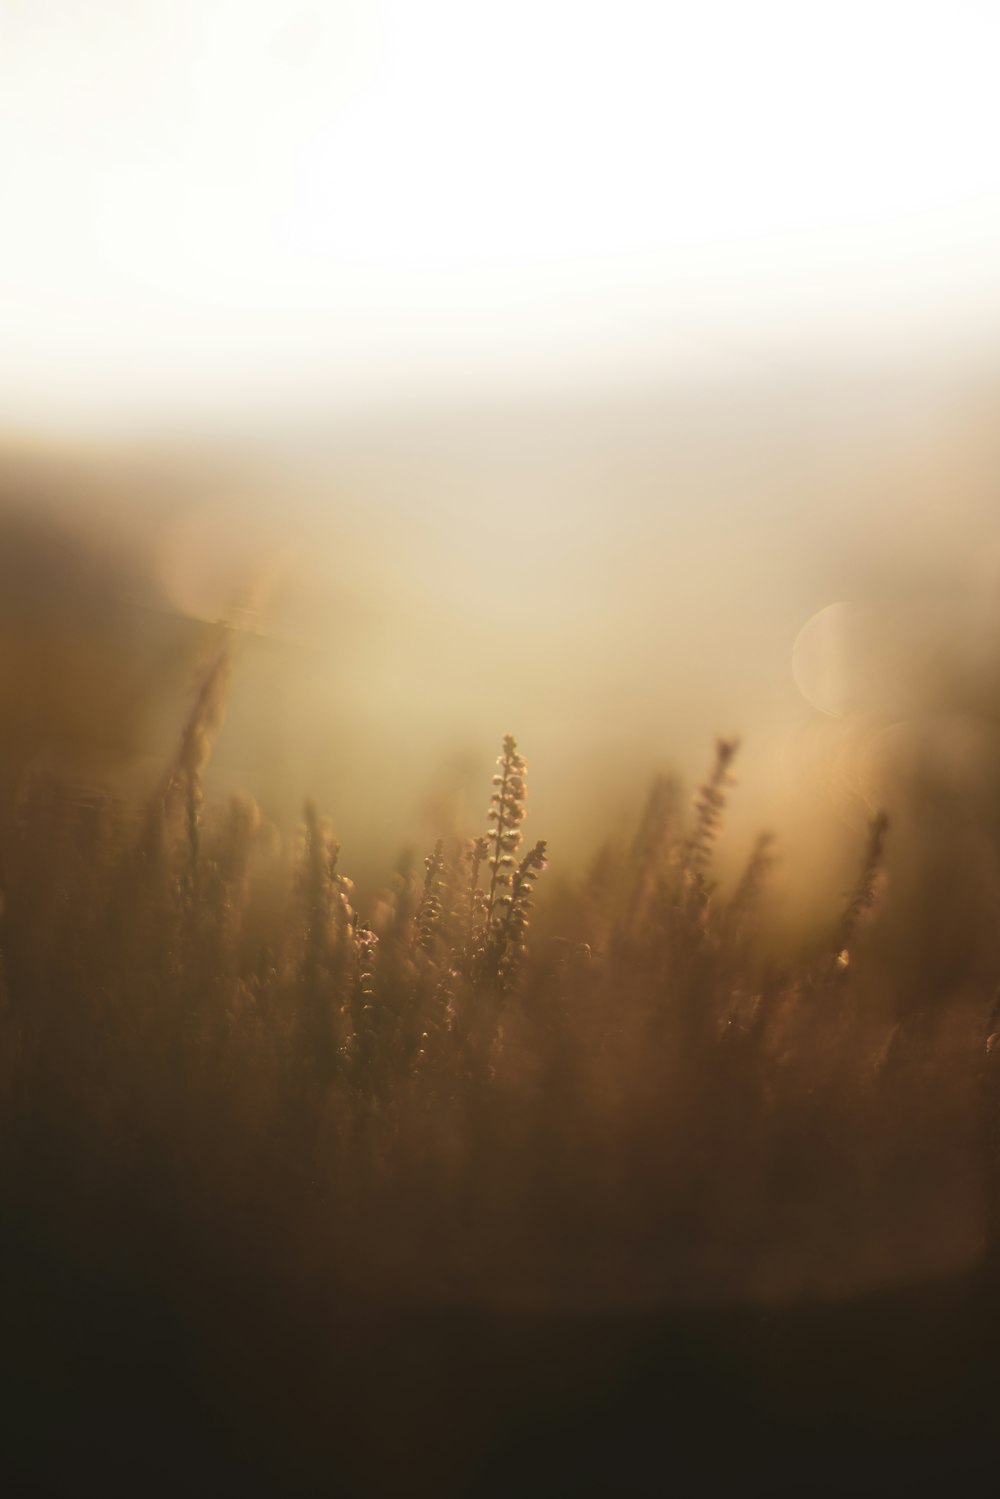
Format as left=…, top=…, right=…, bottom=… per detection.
left=3, top=636, right=1000, bottom=1494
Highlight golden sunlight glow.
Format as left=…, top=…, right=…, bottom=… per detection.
left=3, top=1, right=1000, bottom=426
left=3, top=11, right=1000, bottom=1376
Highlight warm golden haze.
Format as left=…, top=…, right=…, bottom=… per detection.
left=4, top=2, right=1000, bottom=425
left=4, top=4, right=1000, bottom=1487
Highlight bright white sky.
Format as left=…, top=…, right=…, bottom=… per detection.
left=3, top=0, right=1000, bottom=427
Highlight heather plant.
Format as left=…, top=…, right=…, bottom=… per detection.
left=832, top=808, right=890, bottom=972
left=622, top=772, right=682, bottom=942
left=0, top=646, right=995, bottom=1336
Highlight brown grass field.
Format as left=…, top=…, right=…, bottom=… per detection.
left=6, top=3, right=1000, bottom=1489
left=3, top=505, right=1000, bottom=1493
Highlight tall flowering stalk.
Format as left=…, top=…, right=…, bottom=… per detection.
left=467, top=834, right=490, bottom=947
left=136, top=640, right=230, bottom=882
left=496, top=839, right=548, bottom=986
left=682, top=737, right=740, bottom=886
left=832, top=810, right=889, bottom=972
left=415, top=840, right=446, bottom=954
left=625, top=773, right=681, bottom=939
left=476, top=734, right=547, bottom=989
left=485, top=734, right=527, bottom=927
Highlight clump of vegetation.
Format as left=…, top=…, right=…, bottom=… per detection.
left=2, top=642, right=1000, bottom=1337
left=4, top=637, right=1000, bottom=1492
left=2, top=644, right=993, bottom=1315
